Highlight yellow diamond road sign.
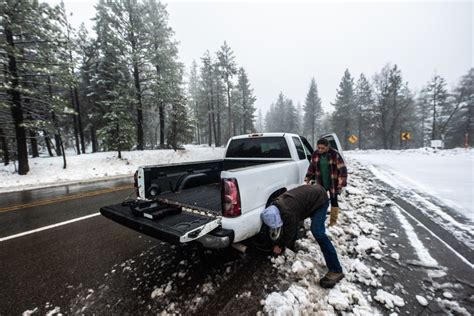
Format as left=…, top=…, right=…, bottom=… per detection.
left=401, top=132, right=412, bottom=140
left=348, top=135, right=358, bottom=144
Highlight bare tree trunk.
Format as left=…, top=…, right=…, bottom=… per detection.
left=159, top=102, right=165, bottom=148
left=0, top=128, right=10, bottom=165
left=227, top=84, right=234, bottom=138
left=216, top=95, right=221, bottom=146
left=431, top=91, right=437, bottom=140
left=43, top=131, right=54, bottom=157
left=73, top=87, right=86, bottom=154
left=5, top=27, right=29, bottom=174
left=116, top=123, right=122, bottom=159
left=70, top=88, right=81, bottom=155
left=91, top=126, right=98, bottom=153
left=133, top=63, right=144, bottom=150
left=208, top=109, right=212, bottom=147
left=47, top=75, right=62, bottom=156
left=26, top=111, right=39, bottom=158
left=29, top=129, right=39, bottom=158
left=210, top=89, right=218, bottom=146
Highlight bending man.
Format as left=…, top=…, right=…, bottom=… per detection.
left=261, top=184, right=344, bottom=288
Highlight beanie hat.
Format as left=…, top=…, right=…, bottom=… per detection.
left=261, top=205, right=283, bottom=229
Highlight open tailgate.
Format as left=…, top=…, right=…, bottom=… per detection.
left=100, top=201, right=221, bottom=244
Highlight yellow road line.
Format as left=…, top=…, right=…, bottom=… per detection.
left=0, top=185, right=133, bottom=213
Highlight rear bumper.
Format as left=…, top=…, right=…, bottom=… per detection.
left=197, top=228, right=234, bottom=249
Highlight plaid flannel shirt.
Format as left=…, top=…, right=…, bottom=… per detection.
left=305, top=148, right=347, bottom=198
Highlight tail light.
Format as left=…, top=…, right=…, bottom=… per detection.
left=221, top=178, right=241, bottom=217
left=134, top=170, right=139, bottom=197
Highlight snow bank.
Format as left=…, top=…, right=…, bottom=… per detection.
left=262, top=167, right=385, bottom=315
left=346, top=148, right=473, bottom=220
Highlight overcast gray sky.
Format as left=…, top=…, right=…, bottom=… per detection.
left=60, top=0, right=472, bottom=114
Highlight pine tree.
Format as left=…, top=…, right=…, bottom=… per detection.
left=256, top=108, right=264, bottom=132
left=1, top=0, right=71, bottom=174
left=77, top=23, right=100, bottom=152
left=92, top=0, right=135, bottom=151
left=98, top=88, right=135, bottom=158
left=143, top=0, right=182, bottom=148
left=331, top=69, right=355, bottom=149
left=285, top=98, right=299, bottom=134
left=199, top=51, right=217, bottom=146
left=167, top=93, right=193, bottom=150
left=447, top=68, right=474, bottom=147
left=217, top=41, right=237, bottom=139
left=421, top=75, right=449, bottom=141
left=373, top=64, right=413, bottom=149
left=212, top=60, right=226, bottom=145
left=107, top=0, right=147, bottom=150
left=303, top=78, right=323, bottom=145
left=187, top=61, right=201, bottom=143
left=235, top=67, right=256, bottom=134
left=354, top=73, right=375, bottom=149
left=265, top=92, right=298, bottom=133
left=60, top=3, right=86, bottom=155
left=296, top=103, right=303, bottom=135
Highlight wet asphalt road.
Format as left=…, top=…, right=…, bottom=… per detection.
left=0, top=178, right=274, bottom=315
left=1, top=175, right=473, bottom=315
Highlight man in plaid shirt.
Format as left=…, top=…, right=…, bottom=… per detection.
left=304, top=138, right=347, bottom=226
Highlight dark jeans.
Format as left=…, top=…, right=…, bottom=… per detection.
left=325, top=188, right=338, bottom=207
left=310, top=199, right=343, bottom=273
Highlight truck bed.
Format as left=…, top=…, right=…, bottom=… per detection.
left=158, top=183, right=221, bottom=215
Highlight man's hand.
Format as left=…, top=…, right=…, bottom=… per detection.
left=304, top=177, right=310, bottom=184
left=273, top=245, right=282, bottom=255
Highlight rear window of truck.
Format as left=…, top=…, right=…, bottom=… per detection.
left=226, top=137, right=291, bottom=158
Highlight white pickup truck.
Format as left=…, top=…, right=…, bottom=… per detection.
left=100, top=133, right=342, bottom=249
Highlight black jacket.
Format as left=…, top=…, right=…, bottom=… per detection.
left=273, top=184, right=328, bottom=248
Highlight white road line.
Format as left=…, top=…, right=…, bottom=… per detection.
left=392, top=205, right=438, bottom=267
left=391, top=200, right=474, bottom=269
left=0, top=213, right=100, bottom=242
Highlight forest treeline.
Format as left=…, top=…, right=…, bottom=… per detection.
left=266, top=67, right=472, bottom=151
left=1, top=1, right=472, bottom=176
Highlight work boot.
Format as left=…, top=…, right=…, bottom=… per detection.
left=319, top=271, right=344, bottom=288
left=329, top=207, right=339, bottom=226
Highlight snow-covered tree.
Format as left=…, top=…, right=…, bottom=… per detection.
left=234, top=67, right=256, bottom=134
left=354, top=73, right=375, bottom=149
left=217, top=41, right=237, bottom=139
left=265, top=92, right=298, bottom=134
left=303, top=78, right=323, bottom=145
left=331, top=69, right=355, bottom=149
left=372, top=64, right=414, bottom=149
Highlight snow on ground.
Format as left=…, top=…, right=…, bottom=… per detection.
left=347, top=148, right=474, bottom=250
left=5, top=146, right=474, bottom=315
left=346, top=147, right=473, bottom=219
left=262, top=151, right=472, bottom=315
left=263, top=168, right=390, bottom=315
left=0, top=145, right=226, bottom=193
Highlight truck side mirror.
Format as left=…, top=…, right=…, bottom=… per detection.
left=306, top=154, right=312, bottom=162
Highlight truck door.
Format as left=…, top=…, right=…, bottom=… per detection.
left=292, top=136, right=311, bottom=183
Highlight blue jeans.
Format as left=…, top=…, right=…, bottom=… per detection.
left=310, top=200, right=343, bottom=273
